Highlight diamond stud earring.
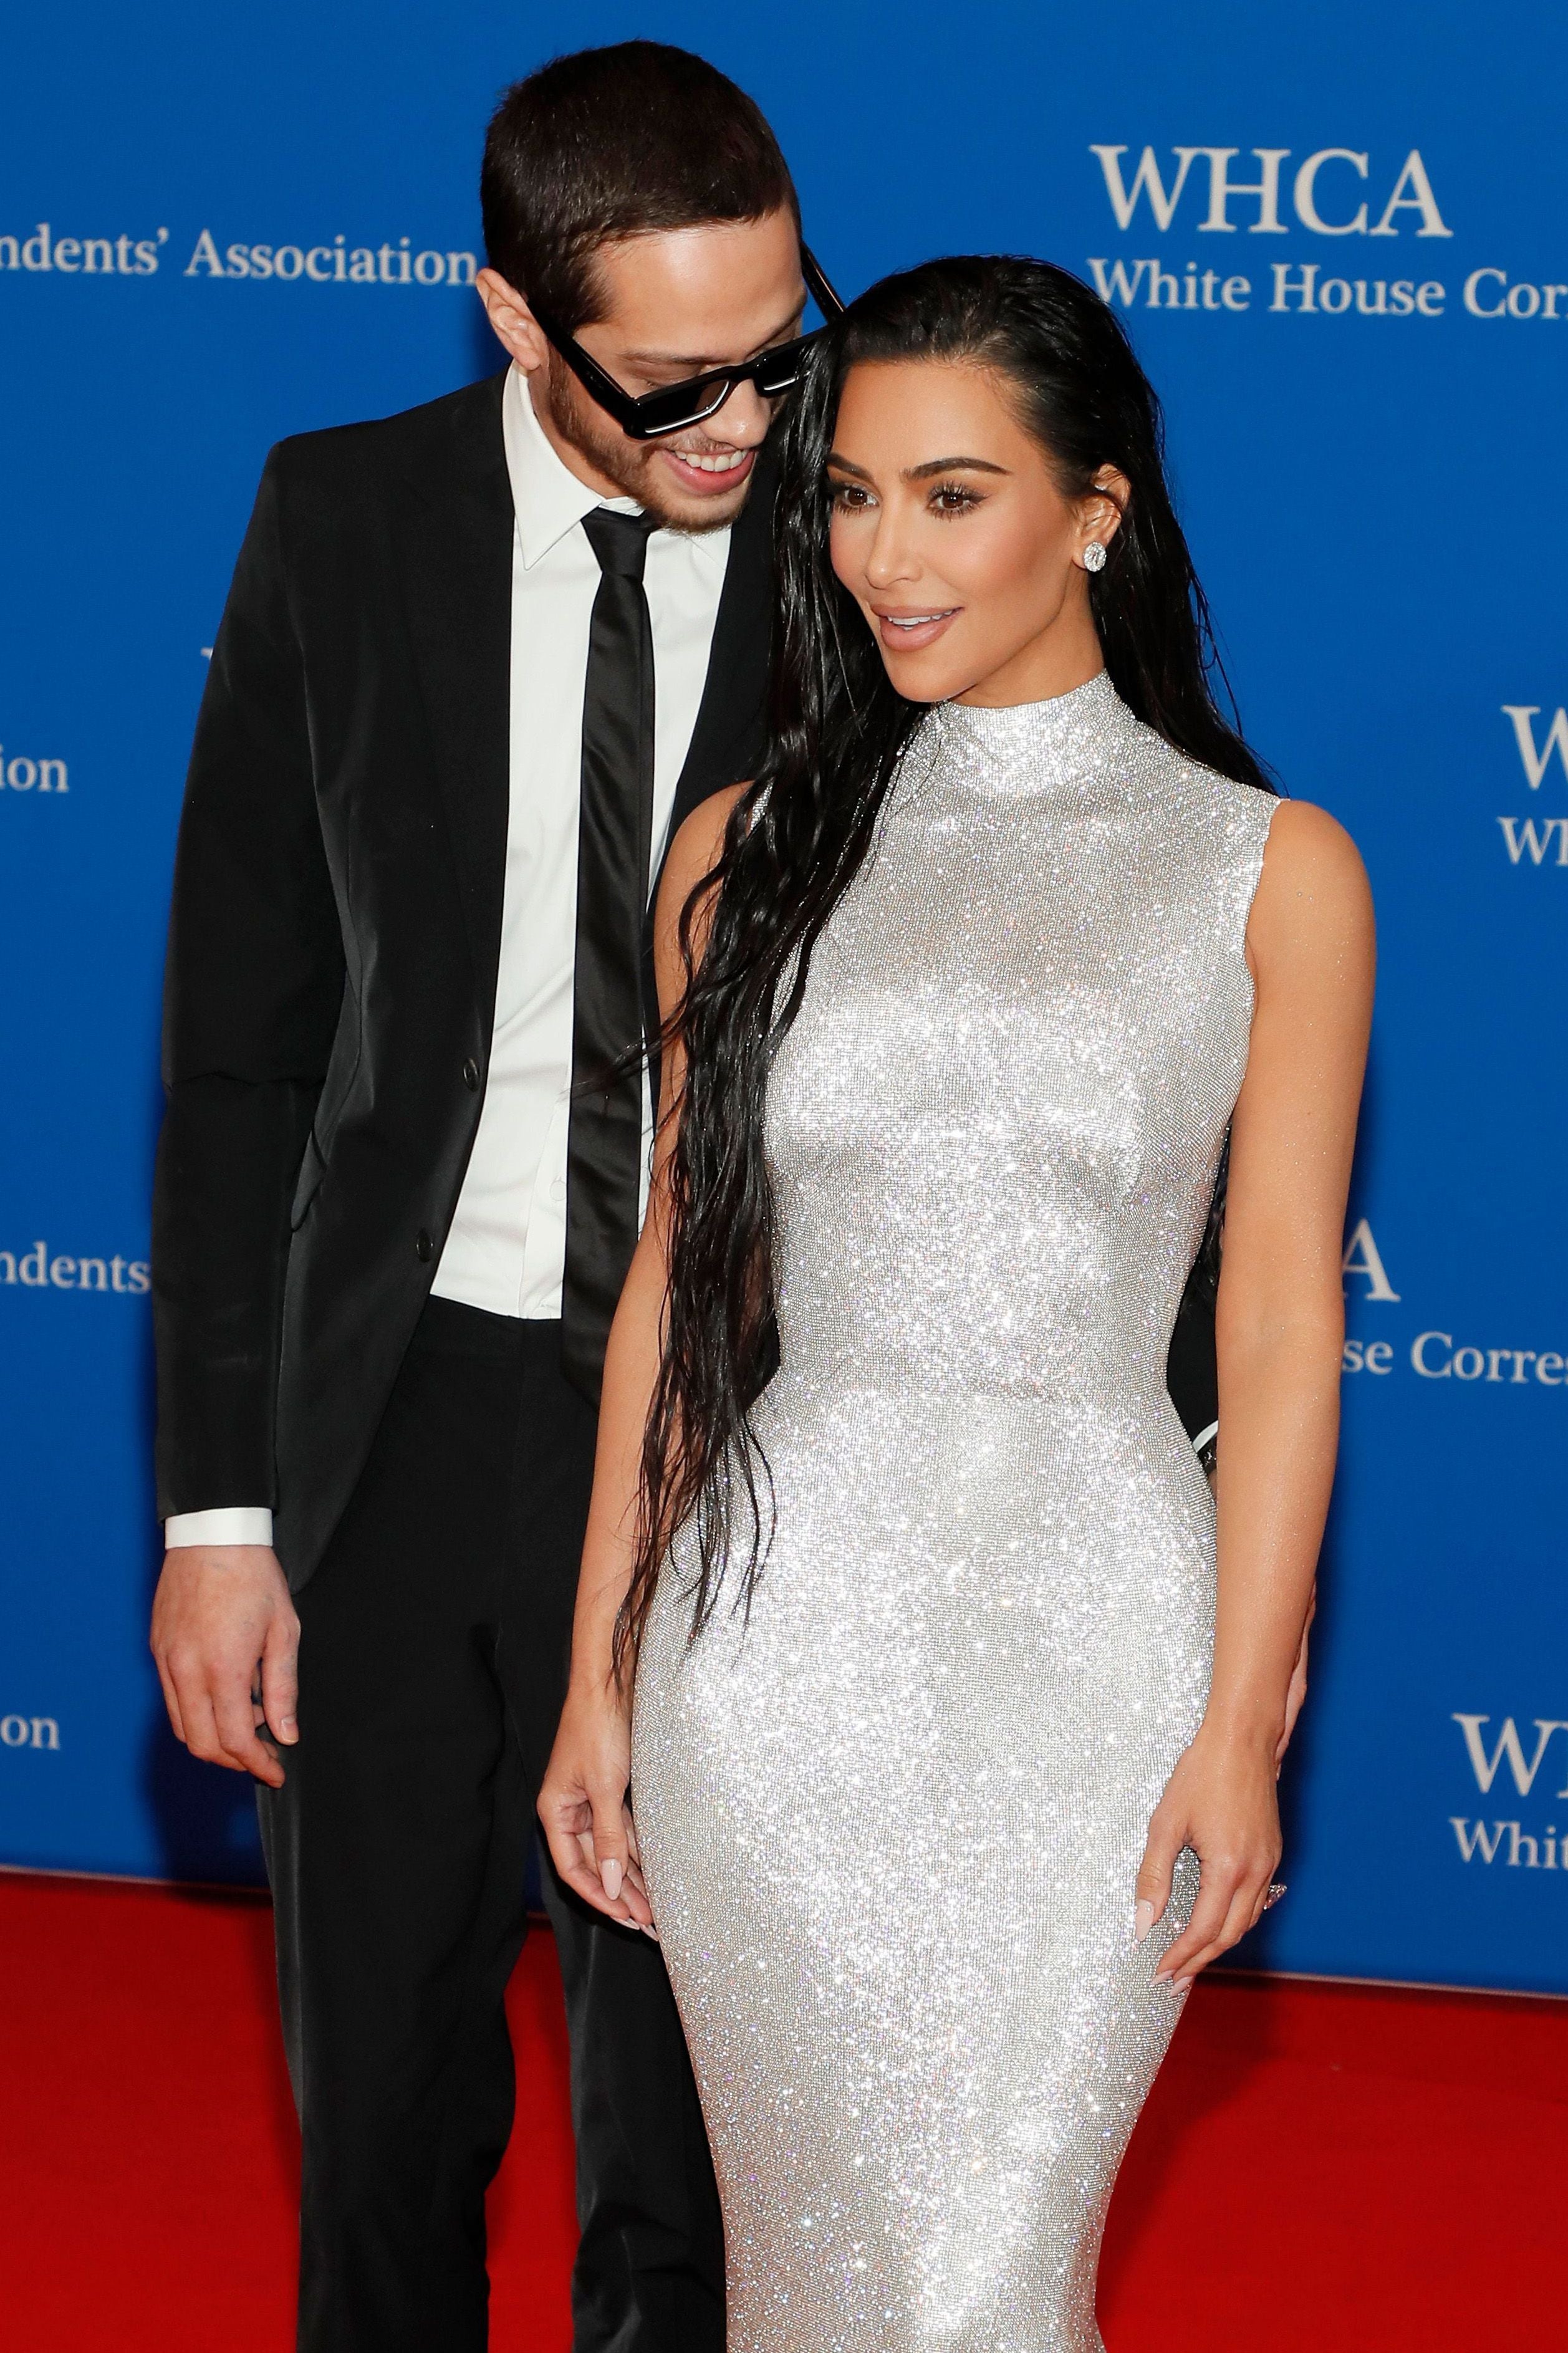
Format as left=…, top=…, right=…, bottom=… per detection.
left=1083, top=541, right=1107, bottom=574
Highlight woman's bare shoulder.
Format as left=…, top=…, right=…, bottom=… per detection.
left=1249, top=797, right=1373, bottom=966
left=659, top=785, right=749, bottom=918
left=1261, top=796, right=1365, bottom=882
left=653, top=785, right=750, bottom=1007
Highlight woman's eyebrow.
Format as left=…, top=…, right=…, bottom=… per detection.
left=904, top=456, right=1010, bottom=479
left=825, top=453, right=1013, bottom=483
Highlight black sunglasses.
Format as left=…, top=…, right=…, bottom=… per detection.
left=531, top=247, right=845, bottom=441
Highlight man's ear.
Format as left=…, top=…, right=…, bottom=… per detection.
left=476, top=267, right=549, bottom=375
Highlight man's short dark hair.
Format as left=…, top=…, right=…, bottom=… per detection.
left=481, top=42, right=799, bottom=333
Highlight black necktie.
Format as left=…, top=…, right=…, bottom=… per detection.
left=562, top=506, right=660, bottom=1405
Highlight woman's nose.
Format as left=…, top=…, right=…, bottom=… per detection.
left=862, top=508, right=919, bottom=590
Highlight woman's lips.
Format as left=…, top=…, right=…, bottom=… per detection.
left=657, top=445, right=756, bottom=497
left=873, top=606, right=960, bottom=652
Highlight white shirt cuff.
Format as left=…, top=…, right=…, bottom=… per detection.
left=163, top=1507, right=275, bottom=1549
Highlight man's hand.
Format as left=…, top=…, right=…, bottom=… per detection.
left=150, top=1545, right=300, bottom=1788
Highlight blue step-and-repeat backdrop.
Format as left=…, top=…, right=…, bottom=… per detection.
left=2, top=2, right=1564, bottom=1995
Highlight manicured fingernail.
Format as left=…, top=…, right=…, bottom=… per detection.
left=1173, top=1976, right=1193, bottom=1993
left=601, top=1859, right=623, bottom=1902
left=1133, top=1900, right=1155, bottom=1945
left=1152, top=1966, right=1172, bottom=1984
left=279, top=1718, right=297, bottom=1739
left=641, top=1925, right=660, bottom=1942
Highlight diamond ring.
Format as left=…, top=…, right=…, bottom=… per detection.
left=1263, top=1883, right=1287, bottom=1911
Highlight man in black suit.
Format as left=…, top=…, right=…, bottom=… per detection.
left=149, top=43, right=809, bottom=2351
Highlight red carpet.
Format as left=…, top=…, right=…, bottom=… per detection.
left=2, top=1871, right=1564, bottom=2349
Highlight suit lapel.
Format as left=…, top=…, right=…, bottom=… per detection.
left=397, top=372, right=514, bottom=1029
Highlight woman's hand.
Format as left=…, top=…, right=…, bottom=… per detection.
left=1133, top=1723, right=1283, bottom=1989
left=538, top=1679, right=656, bottom=1933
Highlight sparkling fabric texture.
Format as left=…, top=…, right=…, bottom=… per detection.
left=633, top=673, right=1277, bottom=2352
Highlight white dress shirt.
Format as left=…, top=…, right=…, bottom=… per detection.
left=166, top=366, right=730, bottom=1549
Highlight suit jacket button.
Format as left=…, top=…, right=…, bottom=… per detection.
left=462, top=1057, right=481, bottom=1092
left=415, top=1229, right=434, bottom=1263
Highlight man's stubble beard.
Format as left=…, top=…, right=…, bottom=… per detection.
left=543, top=354, right=758, bottom=534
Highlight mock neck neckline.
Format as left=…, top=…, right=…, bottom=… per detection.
left=918, top=670, right=1128, bottom=797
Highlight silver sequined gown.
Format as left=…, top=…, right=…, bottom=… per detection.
left=633, top=673, right=1277, bottom=2352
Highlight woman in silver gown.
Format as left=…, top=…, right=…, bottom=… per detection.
left=542, top=257, right=1371, bottom=2351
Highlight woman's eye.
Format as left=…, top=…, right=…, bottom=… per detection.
left=829, top=482, right=872, bottom=511
left=931, top=483, right=979, bottom=516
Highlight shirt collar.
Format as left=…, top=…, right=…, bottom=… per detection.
left=502, top=363, right=731, bottom=575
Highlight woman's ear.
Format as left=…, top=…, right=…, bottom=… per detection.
left=1077, top=466, right=1130, bottom=565
left=476, top=267, right=549, bottom=376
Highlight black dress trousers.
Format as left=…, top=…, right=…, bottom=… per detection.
left=258, top=1296, right=724, bottom=2353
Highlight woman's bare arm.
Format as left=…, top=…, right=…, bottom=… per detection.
left=1137, top=798, right=1373, bottom=1983
left=537, top=786, right=744, bottom=1927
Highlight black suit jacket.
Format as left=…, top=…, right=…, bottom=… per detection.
left=154, top=367, right=1219, bottom=1592
left=153, top=371, right=777, bottom=1588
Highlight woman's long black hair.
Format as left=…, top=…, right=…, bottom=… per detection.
left=619, top=254, right=1276, bottom=1665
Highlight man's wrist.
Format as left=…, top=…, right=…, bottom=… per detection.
left=164, top=1507, right=274, bottom=1550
